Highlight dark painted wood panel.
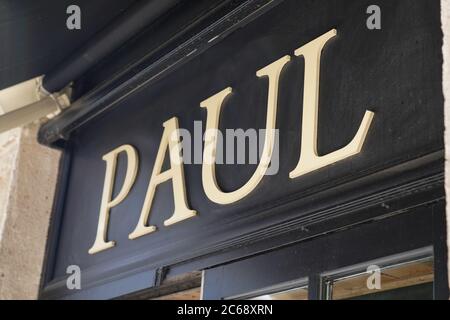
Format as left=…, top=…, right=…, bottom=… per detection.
left=203, top=204, right=445, bottom=299
left=40, top=0, right=444, bottom=299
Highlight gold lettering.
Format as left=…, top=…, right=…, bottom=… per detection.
left=89, top=145, right=138, bottom=254
left=129, top=117, right=196, bottom=239
left=289, top=29, right=374, bottom=179
left=201, top=55, right=290, bottom=204
left=89, top=29, right=375, bottom=253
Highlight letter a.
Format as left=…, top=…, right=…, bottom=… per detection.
left=129, top=117, right=196, bottom=239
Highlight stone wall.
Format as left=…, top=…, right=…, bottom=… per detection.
left=0, top=124, right=60, bottom=299
left=442, top=0, right=450, bottom=293
left=0, top=128, right=21, bottom=241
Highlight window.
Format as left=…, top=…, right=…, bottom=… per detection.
left=324, top=256, right=434, bottom=300
left=227, top=280, right=309, bottom=300
left=250, top=285, right=309, bottom=300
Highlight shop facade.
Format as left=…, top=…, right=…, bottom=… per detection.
left=1, top=0, right=448, bottom=300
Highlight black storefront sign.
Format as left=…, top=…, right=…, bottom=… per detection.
left=39, top=0, right=447, bottom=299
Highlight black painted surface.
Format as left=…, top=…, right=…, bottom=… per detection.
left=349, top=283, right=433, bottom=300
left=72, top=0, right=236, bottom=99
left=0, top=0, right=137, bottom=90
left=41, top=0, right=444, bottom=299
left=203, top=205, right=445, bottom=299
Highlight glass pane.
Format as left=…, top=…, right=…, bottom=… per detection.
left=153, top=287, right=201, bottom=300
left=328, top=258, right=434, bottom=300
left=250, top=286, right=308, bottom=300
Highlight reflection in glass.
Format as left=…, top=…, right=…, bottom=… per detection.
left=251, top=285, right=308, bottom=300
left=327, top=257, right=434, bottom=300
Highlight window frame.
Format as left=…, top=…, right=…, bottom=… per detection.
left=202, top=202, right=448, bottom=300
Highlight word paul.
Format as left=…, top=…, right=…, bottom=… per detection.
left=89, top=29, right=374, bottom=254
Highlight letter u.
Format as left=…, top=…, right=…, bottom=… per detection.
left=200, top=55, right=290, bottom=204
